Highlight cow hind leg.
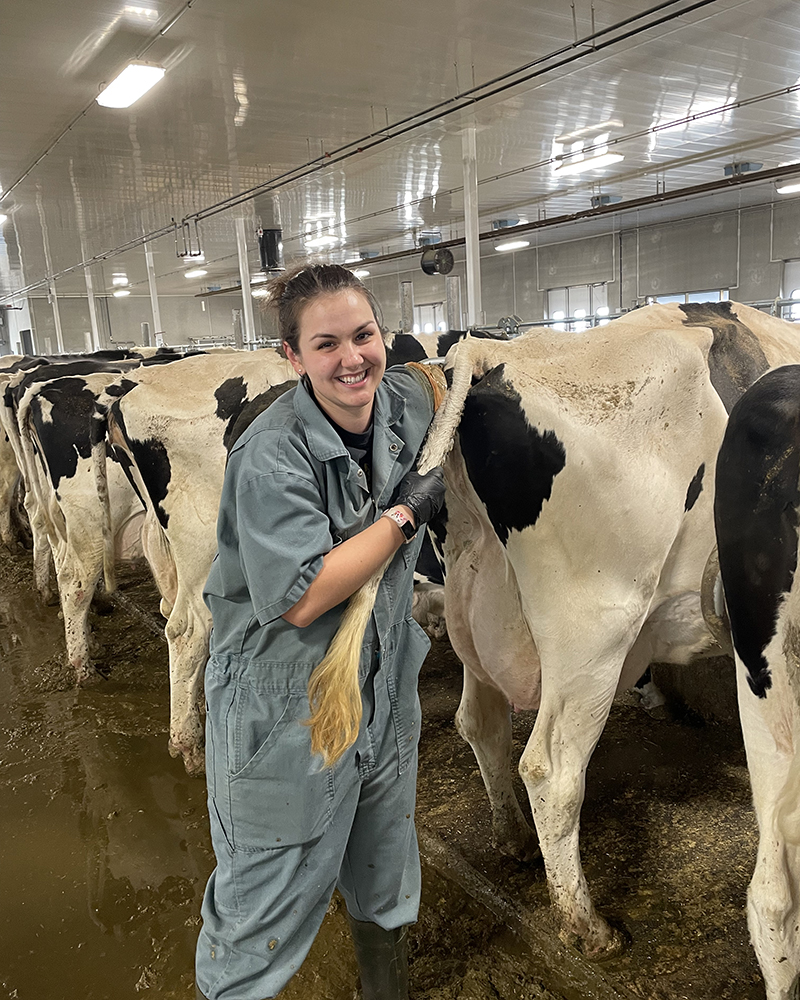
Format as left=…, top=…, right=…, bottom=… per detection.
left=164, top=591, right=211, bottom=776
left=455, top=666, right=539, bottom=861
left=520, top=637, right=633, bottom=959
left=56, top=553, right=103, bottom=686
left=737, top=660, right=800, bottom=1000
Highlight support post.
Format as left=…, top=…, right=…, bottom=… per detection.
left=235, top=217, right=257, bottom=345
left=84, top=269, right=102, bottom=351
left=49, top=283, right=64, bottom=353
left=400, top=281, right=415, bottom=333
left=445, top=275, right=463, bottom=331
left=145, top=248, right=163, bottom=342
left=462, top=125, right=482, bottom=328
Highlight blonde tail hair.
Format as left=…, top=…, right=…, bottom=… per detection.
left=305, top=337, right=483, bottom=767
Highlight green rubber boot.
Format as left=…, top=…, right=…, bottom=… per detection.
left=347, top=913, right=410, bottom=1000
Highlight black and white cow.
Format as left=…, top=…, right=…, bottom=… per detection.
left=410, top=301, right=800, bottom=958
left=714, top=363, right=800, bottom=1000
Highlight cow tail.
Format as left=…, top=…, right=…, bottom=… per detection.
left=305, top=558, right=391, bottom=767
left=91, top=404, right=116, bottom=595
left=305, top=337, right=480, bottom=765
left=418, top=335, right=478, bottom=473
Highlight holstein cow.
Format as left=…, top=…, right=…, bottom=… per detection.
left=713, top=364, right=800, bottom=1000
left=94, top=337, right=429, bottom=774
left=95, top=350, right=299, bottom=774
left=396, top=301, right=800, bottom=957
left=2, top=357, right=146, bottom=604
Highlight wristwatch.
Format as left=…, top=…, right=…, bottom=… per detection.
left=382, top=506, right=417, bottom=541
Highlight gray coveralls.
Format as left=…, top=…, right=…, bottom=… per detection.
left=196, top=365, right=435, bottom=1000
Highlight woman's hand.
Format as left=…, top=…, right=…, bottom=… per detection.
left=391, top=466, right=445, bottom=525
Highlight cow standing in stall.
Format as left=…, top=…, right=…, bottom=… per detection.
left=712, top=363, right=800, bottom=1000
left=327, top=301, right=800, bottom=959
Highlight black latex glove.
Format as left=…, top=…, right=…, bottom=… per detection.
left=392, top=466, right=446, bottom=526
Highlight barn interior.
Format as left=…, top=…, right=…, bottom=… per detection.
left=2, top=2, right=800, bottom=999
left=3, top=1, right=800, bottom=348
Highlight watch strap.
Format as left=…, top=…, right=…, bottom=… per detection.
left=381, top=506, right=417, bottom=541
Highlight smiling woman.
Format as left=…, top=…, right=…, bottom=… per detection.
left=195, top=262, right=446, bottom=1000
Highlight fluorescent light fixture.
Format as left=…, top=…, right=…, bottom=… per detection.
left=596, top=306, right=610, bottom=317
left=305, top=234, right=338, bottom=248
left=111, top=273, right=128, bottom=286
left=352, top=269, right=370, bottom=278
left=113, top=289, right=131, bottom=297
left=556, top=119, right=624, bottom=144
left=0, top=214, right=7, bottom=225
left=96, top=63, right=165, bottom=108
left=494, top=239, right=530, bottom=253
left=184, top=269, right=207, bottom=279
left=777, top=180, right=800, bottom=194
left=251, top=288, right=269, bottom=298
left=553, top=152, right=624, bottom=176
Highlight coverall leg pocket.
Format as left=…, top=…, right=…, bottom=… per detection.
left=227, top=679, right=335, bottom=851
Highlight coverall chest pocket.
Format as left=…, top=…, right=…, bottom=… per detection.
left=225, top=674, right=335, bottom=852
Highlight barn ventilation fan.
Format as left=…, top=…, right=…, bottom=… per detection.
left=420, top=247, right=454, bottom=275
left=257, top=228, right=282, bottom=271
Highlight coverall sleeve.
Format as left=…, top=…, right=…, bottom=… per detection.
left=236, top=470, right=332, bottom=625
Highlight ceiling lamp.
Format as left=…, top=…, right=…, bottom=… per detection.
left=553, top=152, right=624, bottom=177
left=250, top=273, right=268, bottom=284
left=96, top=63, right=165, bottom=108
left=251, top=287, right=269, bottom=298
left=777, top=179, right=800, bottom=194
left=305, top=234, right=338, bottom=248
left=184, top=269, right=207, bottom=279
left=113, top=289, right=131, bottom=297
left=494, top=239, right=530, bottom=253
left=352, top=269, right=370, bottom=278
left=111, top=273, right=129, bottom=286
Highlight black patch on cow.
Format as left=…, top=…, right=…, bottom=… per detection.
left=31, top=378, right=97, bottom=489
left=436, top=328, right=495, bottom=357
left=714, top=365, right=800, bottom=697
left=224, top=381, right=296, bottom=452
left=386, top=333, right=426, bottom=366
left=679, top=302, right=770, bottom=413
left=103, top=378, right=138, bottom=399
left=458, top=364, right=566, bottom=545
left=684, top=463, right=705, bottom=511
left=109, top=403, right=171, bottom=529
left=215, top=376, right=249, bottom=442
left=415, top=504, right=448, bottom=585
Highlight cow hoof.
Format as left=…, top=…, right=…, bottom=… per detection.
left=561, top=922, right=626, bottom=961
left=170, top=741, right=206, bottom=777
left=76, top=668, right=103, bottom=688
left=494, top=825, right=541, bottom=864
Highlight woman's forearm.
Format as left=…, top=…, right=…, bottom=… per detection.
left=282, top=505, right=414, bottom=627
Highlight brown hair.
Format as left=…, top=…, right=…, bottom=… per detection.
left=267, top=262, right=385, bottom=353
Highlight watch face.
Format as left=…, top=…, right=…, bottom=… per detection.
left=401, top=517, right=417, bottom=540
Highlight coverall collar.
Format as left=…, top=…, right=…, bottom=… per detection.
left=292, top=372, right=407, bottom=465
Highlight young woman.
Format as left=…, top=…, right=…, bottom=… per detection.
left=195, top=263, right=445, bottom=1000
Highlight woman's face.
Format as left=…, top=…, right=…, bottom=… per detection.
left=284, top=289, right=386, bottom=433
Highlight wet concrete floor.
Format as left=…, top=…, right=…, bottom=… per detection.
left=0, top=548, right=766, bottom=1000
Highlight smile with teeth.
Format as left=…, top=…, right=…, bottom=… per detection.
left=337, top=370, right=369, bottom=385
